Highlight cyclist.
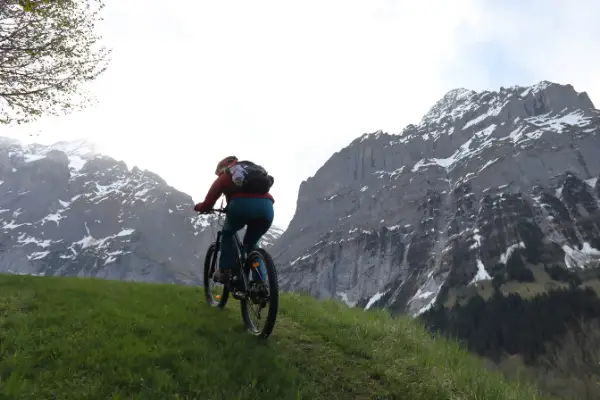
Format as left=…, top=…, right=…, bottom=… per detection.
left=194, top=156, right=275, bottom=284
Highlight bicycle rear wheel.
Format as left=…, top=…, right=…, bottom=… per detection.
left=203, top=242, right=229, bottom=308
left=240, top=248, right=279, bottom=338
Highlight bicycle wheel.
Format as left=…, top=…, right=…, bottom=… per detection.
left=203, top=242, right=229, bottom=308
left=240, top=248, right=279, bottom=338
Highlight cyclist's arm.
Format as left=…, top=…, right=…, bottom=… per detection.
left=195, top=173, right=229, bottom=212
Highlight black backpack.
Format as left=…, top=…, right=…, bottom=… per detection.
left=228, top=160, right=274, bottom=194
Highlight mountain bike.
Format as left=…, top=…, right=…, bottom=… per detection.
left=202, top=208, right=279, bottom=338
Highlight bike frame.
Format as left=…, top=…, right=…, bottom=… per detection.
left=209, top=220, right=250, bottom=294
left=202, top=206, right=279, bottom=337
left=211, top=230, right=245, bottom=271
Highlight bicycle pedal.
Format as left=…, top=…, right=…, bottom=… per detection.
left=232, top=290, right=246, bottom=300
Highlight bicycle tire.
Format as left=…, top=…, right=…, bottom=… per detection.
left=203, top=242, right=229, bottom=308
left=240, top=248, right=279, bottom=338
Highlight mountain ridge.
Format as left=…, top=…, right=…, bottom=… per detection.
left=271, top=80, right=600, bottom=316
left=0, top=137, right=283, bottom=283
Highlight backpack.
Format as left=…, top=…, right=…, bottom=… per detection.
left=227, top=160, right=274, bottom=194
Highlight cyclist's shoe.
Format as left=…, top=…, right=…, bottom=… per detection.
left=212, top=268, right=230, bottom=284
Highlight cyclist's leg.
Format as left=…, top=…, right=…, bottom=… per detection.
left=216, top=205, right=245, bottom=283
left=246, top=218, right=272, bottom=281
left=240, top=198, right=274, bottom=281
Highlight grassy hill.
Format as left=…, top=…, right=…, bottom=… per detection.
left=0, top=274, right=547, bottom=400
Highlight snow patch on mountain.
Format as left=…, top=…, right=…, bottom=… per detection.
left=563, top=242, right=600, bottom=269
left=11, top=138, right=100, bottom=173
left=470, top=260, right=492, bottom=285
left=365, top=290, right=389, bottom=310
left=500, top=242, right=526, bottom=264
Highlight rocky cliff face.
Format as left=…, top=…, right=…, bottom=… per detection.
left=0, top=138, right=282, bottom=284
left=270, top=81, right=600, bottom=315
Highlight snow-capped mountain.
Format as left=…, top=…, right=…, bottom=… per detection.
left=0, top=137, right=282, bottom=283
left=270, top=81, right=600, bottom=316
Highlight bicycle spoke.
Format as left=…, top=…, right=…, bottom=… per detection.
left=203, top=242, right=229, bottom=308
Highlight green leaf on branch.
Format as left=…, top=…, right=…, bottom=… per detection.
left=0, top=0, right=111, bottom=125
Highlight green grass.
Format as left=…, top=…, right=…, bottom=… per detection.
left=0, top=274, right=548, bottom=400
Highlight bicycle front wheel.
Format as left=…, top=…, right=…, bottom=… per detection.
left=203, top=242, right=229, bottom=308
left=240, top=248, right=279, bottom=338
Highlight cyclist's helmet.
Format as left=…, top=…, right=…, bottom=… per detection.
left=215, top=156, right=238, bottom=176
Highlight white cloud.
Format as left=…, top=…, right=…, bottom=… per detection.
left=1, top=0, right=598, bottom=229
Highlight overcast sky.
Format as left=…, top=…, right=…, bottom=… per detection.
left=2, top=0, right=599, bottom=229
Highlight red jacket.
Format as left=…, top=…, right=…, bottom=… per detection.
left=195, top=172, right=275, bottom=213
